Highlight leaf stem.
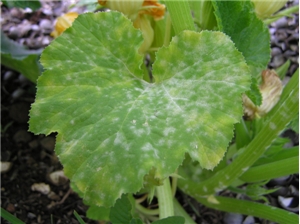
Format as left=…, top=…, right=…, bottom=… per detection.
left=135, top=203, right=159, bottom=216
left=240, top=156, right=299, bottom=183
left=156, top=178, right=174, bottom=219
left=264, top=5, right=299, bottom=25
left=171, top=170, right=178, bottom=197
left=164, top=0, right=195, bottom=35
left=173, top=198, right=197, bottom=224
left=195, top=195, right=299, bottom=224
left=164, top=12, right=172, bottom=46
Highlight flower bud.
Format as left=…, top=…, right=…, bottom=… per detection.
left=243, top=70, right=283, bottom=119
left=51, top=12, right=78, bottom=38
left=252, top=0, right=288, bottom=19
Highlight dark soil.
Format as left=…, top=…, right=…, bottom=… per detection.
left=1, top=1, right=299, bottom=224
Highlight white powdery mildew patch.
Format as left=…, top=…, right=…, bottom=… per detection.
left=269, top=122, right=277, bottom=130
left=114, top=132, right=125, bottom=146
left=242, top=167, right=249, bottom=172
left=157, top=139, right=165, bottom=146
left=141, top=142, right=154, bottom=152
left=163, top=127, right=176, bottom=136
left=115, top=174, right=122, bottom=182
left=126, top=31, right=133, bottom=39
left=280, top=110, right=288, bottom=117
left=96, top=167, right=102, bottom=172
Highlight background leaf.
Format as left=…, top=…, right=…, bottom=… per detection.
left=2, top=0, right=41, bottom=10
left=110, top=195, right=133, bottom=224
left=29, top=12, right=250, bottom=207
left=212, top=0, right=271, bottom=77
left=152, top=216, right=185, bottom=224
left=1, top=31, right=43, bottom=82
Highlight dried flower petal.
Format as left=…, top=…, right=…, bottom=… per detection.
left=51, top=12, right=79, bottom=38
left=243, top=70, right=283, bottom=119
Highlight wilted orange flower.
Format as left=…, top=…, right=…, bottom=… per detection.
left=98, top=0, right=165, bottom=54
left=51, top=12, right=79, bottom=38
left=141, top=0, right=165, bottom=21
left=98, top=0, right=165, bottom=21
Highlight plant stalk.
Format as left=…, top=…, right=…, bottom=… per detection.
left=173, top=198, right=197, bottom=224
left=156, top=178, right=174, bottom=219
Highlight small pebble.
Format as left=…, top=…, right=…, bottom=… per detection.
left=273, top=17, right=288, bottom=28
left=31, top=24, right=40, bottom=31
left=3, top=70, right=17, bottom=81
left=29, top=140, right=39, bottom=149
left=272, top=54, right=285, bottom=67
left=10, top=7, right=23, bottom=18
left=8, top=26, right=19, bottom=39
left=278, top=196, right=298, bottom=212
left=13, top=130, right=32, bottom=143
left=224, top=212, right=243, bottom=224
left=243, top=216, right=255, bottom=224
left=18, top=74, right=29, bottom=82
left=42, top=36, right=51, bottom=45
left=268, top=175, right=292, bottom=186
left=49, top=170, right=68, bottom=186
left=42, top=8, right=53, bottom=16
left=0, top=161, right=13, bottom=173
left=11, top=88, right=25, bottom=99
left=31, top=183, right=51, bottom=195
left=271, top=47, right=282, bottom=56
left=9, top=103, right=30, bottom=123
left=27, top=212, right=36, bottom=219
left=40, top=136, right=56, bottom=151
left=6, top=203, right=15, bottom=213
left=39, top=19, right=53, bottom=34
left=47, top=191, right=61, bottom=201
left=18, top=20, right=32, bottom=37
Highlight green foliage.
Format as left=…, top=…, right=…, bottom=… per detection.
left=73, top=211, right=86, bottom=224
left=2, top=0, right=41, bottom=10
left=29, top=11, right=251, bottom=208
left=212, top=0, right=271, bottom=76
left=86, top=205, right=110, bottom=221
left=245, top=77, right=262, bottom=106
left=26, top=1, right=298, bottom=223
left=1, top=31, right=42, bottom=82
left=110, top=195, right=134, bottom=224
left=1, top=208, right=25, bottom=224
left=229, top=181, right=279, bottom=202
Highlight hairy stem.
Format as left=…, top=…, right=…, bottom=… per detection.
left=156, top=178, right=174, bottom=219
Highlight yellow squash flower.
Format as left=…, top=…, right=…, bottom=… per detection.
left=51, top=12, right=79, bottom=38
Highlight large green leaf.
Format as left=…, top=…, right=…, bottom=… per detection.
left=29, top=11, right=250, bottom=207
left=212, top=0, right=270, bottom=77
